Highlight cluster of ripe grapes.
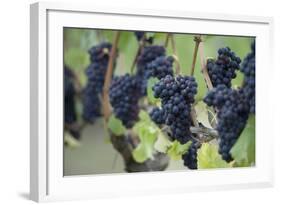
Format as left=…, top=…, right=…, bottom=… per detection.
left=206, top=47, right=241, bottom=88
left=150, top=43, right=255, bottom=168
left=64, top=66, right=80, bottom=139
left=109, top=74, right=141, bottom=128
left=82, top=42, right=112, bottom=123
left=151, top=75, right=197, bottom=144
left=109, top=34, right=175, bottom=128
left=204, top=42, right=255, bottom=162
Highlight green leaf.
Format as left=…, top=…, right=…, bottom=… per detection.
left=154, top=132, right=172, bottom=153
left=132, top=111, right=159, bottom=163
left=132, top=121, right=158, bottom=163
left=230, top=115, right=255, bottom=167
left=197, top=143, right=231, bottom=169
left=139, top=110, right=151, bottom=122
left=107, top=115, right=126, bottom=136
left=147, top=77, right=160, bottom=105
left=167, top=140, right=192, bottom=160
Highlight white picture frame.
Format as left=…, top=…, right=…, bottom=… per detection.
left=30, top=2, right=274, bottom=202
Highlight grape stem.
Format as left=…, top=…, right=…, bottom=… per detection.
left=130, top=34, right=146, bottom=73
left=162, top=125, right=218, bottom=142
left=164, top=34, right=170, bottom=48
left=198, top=37, right=214, bottom=90
left=102, top=31, right=121, bottom=122
left=190, top=35, right=202, bottom=76
left=169, top=34, right=181, bottom=74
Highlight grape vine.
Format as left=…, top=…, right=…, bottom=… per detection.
left=206, top=47, right=241, bottom=88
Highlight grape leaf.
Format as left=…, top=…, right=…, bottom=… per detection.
left=230, top=115, right=255, bottom=167
left=107, top=115, right=126, bottom=136
left=167, top=140, right=192, bottom=160
left=147, top=77, right=160, bottom=105
left=197, top=143, right=231, bottom=169
left=139, top=110, right=151, bottom=122
left=132, top=111, right=158, bottom=163
left=154, top=132, right=172, bottom=153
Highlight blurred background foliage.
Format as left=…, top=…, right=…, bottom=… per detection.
left=64, top=28, right=253, bottom=101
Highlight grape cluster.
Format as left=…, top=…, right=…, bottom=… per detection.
left=206, top=47, right=241, bottom=88
left=204, top=85, right=250, bottom=162
left=64, top=66, right=77, bottom=124
left=241, top=42, right=255, bottom=113
left=136, top=46, right=169, bottom=95
left=82, top=42, right=112, bottom=122
left=150, top=75, right=198, bottom=144
left=146, top=56, right=174, bottom=79
left=109, top=74, right=141, bottom=128
left=139, top=56, right=174, bottom=95
left=86, top=42, right=112, bottom=92
left=82, top=84, right=102, bottom=123
left=64, top=66, right=80, bottom=139
left=137, top=45, right=166, bottom=76
left=182, top=141, right=201, bottom=169
left=134, top=31, right=153, bottom=44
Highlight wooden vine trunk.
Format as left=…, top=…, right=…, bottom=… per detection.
left=110, top=134, right=169, bottom=172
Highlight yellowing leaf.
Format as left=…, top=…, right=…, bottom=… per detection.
left=132, top=111, right=159, bottom=163
left=167, top=140, right=192, bottom=160
left=197, top=143, right=231, bottom=169
left=154, top=132, right=172, bottom=153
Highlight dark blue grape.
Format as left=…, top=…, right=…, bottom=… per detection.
left=204, top=85, right=250, bottom=162
left=182, top=141, right=201, bottom=169
left=82, top=42, right=113, bottom=122
left=82, top=84, right=102, bottom=123
left=109, top=74, right=141, bottom=128
left=150, top=75, right=197, bottom=144
left=207, top=47, right=241, bottom=88
left=137, top=45, right=166, bottom=75
left=139, top=56, right=174, bottom=96
left=64, top=66, right=80, bottom=140
left=64, top=66, right=77, bottom=124
left=241, top=41, right=255, bottom=113
left=134, top=31, right=153, bottom=44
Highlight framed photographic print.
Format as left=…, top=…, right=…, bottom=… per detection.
left=30, top=2, right=274, bottom=202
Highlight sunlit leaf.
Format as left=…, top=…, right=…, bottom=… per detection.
left=154, top=132, right=172, bottom=153
left=230, top=115, right=255, bottom=167
left=197, top=143, right=231, bottom=169
left=167, top=140, right=192, bottom=160
left=132, top=119, right=158, bottom=163
left=107, top=115, right=126, bottom=136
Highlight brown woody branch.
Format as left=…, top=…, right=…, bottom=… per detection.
left=198, top=37, right=214, bottom=90
left=102, top=31, right=121, bottom=122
